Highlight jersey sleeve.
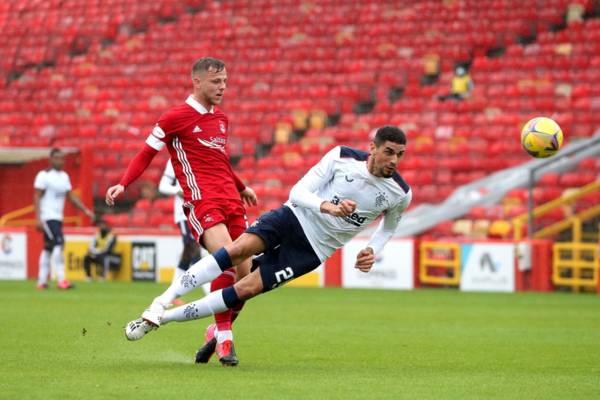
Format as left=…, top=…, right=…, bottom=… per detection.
left=145, top=112, right=175, bottom=151
left=65, top=173, right=73, bottom=192
left=33, top=171, right=47, bottom=190
left=288, top=146, right=339, bottom=211
left=118, top=144, right=158, bottom=187
left=366, top=189, right=412, bottom=255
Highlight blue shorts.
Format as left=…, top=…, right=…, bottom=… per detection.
left=177, top=221, right=196, bottom=245
left=246, top=206, right=321, bottom=292
left=41, top=220, right=64, bottom=250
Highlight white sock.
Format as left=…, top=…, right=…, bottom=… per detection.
left=201, top=282, right=212, bottom=296
left=37, top=250, right=50, bottom=285
left=52, top=246, right=65, bottom=282
left=171, top=267, right=186, bottom=286
left=161, top=290, right=229, bottom=324
left=217, top=330, right=233, bottom=343
left=155, top=255, right=223, bottom=306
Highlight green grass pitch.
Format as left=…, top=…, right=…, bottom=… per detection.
left=1, top=281, right=599, bottom=399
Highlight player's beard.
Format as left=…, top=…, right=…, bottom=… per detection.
left=381, top=165, right=395, bottom=178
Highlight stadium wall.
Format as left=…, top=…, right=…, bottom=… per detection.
left=0, top=226, right=567, bottom=293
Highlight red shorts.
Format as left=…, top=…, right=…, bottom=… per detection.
left=183, top=198, right=248, bottom=243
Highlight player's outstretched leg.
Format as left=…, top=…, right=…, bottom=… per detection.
left=134, top=248, right=234, bottom=328
left=125, top=235, right=264, bottom=341
left=125, top=286, right=238, bottom=341
left=125, top=267, right=263, bottom=343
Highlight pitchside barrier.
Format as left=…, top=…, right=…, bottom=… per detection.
left=419, top=240, right=556, bottom=292
left=0, top=226, right=598, bottom=294
left=552, top=242, right=599, bottom=293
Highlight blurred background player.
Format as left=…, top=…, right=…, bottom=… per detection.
left=105, top=57, right=257, bottom=366
left=158, top=159, right=209, bottom=296
left=83, top=219, right=121, bottom=282
left=124, top=127, right=413, bottom=359
left=34, top=148, right=95, bottom=289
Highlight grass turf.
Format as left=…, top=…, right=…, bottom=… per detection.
left=1, top=281, right=599, bottom=399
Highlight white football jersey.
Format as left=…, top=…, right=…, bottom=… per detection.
left=285, top=146, right=412, bottom=261
left=33, top=168, right=72, bottom=221
left=159, top=159, right=186, bottom=223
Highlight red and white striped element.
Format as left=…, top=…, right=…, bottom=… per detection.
left=172, top=137, right=202, bottom=201
left=183, top=202, right=204, bottom=238
left=145, top=126, right=167, bottom=151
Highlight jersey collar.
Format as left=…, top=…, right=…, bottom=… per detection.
left=186, top=95, right=214, bottom=115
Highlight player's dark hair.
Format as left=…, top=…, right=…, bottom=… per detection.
left=374, top=126, right=406, bottom=147
left=49, top=148, right=62, bottom=157
left=192, top=57, right=225, bottom=76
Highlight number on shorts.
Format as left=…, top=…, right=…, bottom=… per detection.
left=275, top=267, right=294, bottom=284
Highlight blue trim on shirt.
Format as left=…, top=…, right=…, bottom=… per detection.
left=339, top=146, right=368, bottom=161
left=392, top=172, right=410, bottom=193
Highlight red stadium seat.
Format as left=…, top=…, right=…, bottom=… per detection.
left=1, top=0, right=596, bottom=216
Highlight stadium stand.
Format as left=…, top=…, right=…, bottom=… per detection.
left=1, top=0, right=599, bottom=235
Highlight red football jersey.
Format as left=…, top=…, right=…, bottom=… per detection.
left=145, top=95, right=245, bottom=203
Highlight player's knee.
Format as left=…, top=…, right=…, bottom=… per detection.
left=234, top=258, right=252, bottom=280
left=224, top=242, right=249, bottom=265
left=233, top=273, right=263, bottom=300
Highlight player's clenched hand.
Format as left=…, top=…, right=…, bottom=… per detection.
left=355, top=247, right=375, bottom=273
left=105, top=184, right=125, bottom=207
left=240, top=186, right=258, bottom=207
left=321, top=199, right=357, bottom=217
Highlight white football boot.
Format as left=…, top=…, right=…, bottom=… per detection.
left=124, top=301, right=165, bottom=341
left=141, top=301, right=165, bottom=326
left=125, top=318, right=156, bottom=341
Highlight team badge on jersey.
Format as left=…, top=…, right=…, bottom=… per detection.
left=375, top=191, right=389, bottom=208
left=219, top=121, right=226, bottom=133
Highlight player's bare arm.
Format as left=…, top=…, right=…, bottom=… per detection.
left=106, top=144, right=158, bottom=207
left=320, top=199, right=357, bottom=217
left=355, top=247, right=375, bottom=273
left=68, top=191, right=95, bottom=219
left=240, top=186, right=258, bottom=207
left=33, top=188, right=44, bottom=231
left=105, top=184, right=125, bottom=206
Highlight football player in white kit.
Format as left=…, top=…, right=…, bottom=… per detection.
left=124, top=126, right=412, bottom=346
left=158, top=160, right=210, bottom=294
left=34, top=148, right=95, bottom=289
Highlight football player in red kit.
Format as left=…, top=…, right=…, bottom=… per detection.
left=106, top=57, right=256, bottom=366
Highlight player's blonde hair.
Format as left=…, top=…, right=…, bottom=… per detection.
left=191, top=57, right=225, bottom=77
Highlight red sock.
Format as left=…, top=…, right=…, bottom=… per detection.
left=211, top=268, right=236, bottom=331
